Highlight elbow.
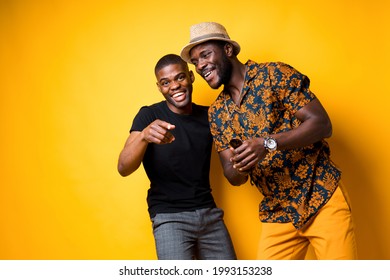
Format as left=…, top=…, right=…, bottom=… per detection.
left=229, top=180, right=244, bottom=186
left=117, top=163, right=131, bottom=177
left=118, top=171, right=129, bottom=177
left=118, top=168, right=129, bottom=177
left=117, top=159, right=141, bottom=177
left=325, top=127, right=332, bottom=139
left=220, top=153, right=248, bottom=186
left=225, top=171, right=248, bottom=186
left=323, top=119, right=333, bottom=138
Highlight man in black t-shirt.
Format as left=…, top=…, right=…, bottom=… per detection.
left=117, top=54, right=236, bottom=260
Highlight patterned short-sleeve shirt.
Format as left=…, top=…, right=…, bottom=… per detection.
left=209, top=60, right=341, bottom=229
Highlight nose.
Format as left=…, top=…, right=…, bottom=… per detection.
left=196, top=58, right=207, bottom=73
left=170, top=80, right=180, bottom=90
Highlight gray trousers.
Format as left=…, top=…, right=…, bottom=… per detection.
left=151, top=207, right=236, bottom=260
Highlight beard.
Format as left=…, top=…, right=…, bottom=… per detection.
left=212, top=54, right=233, bottom=89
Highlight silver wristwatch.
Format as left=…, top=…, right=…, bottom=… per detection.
left=264, top=136, right=277, bottom=152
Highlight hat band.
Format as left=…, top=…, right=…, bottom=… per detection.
left=189, top=33, right=230, bottom=43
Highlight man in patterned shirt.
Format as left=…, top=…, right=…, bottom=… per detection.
left=180, top=22, right=357, bottom=259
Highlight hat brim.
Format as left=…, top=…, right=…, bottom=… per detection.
left=180, top=37, right=240, bottom=63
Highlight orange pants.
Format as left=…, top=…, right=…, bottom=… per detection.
left=257, top=186, right=358, bottom=260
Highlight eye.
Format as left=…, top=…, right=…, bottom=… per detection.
left=177, top=74, right=186, bottom=82
left=201, top=51, right=211, bottom=59
left=160, top=80, right=170, bottom=87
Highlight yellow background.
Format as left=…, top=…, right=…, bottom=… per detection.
left=1, top=0, right=389, bottom=260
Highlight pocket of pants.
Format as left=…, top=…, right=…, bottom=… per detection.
left=330, top=186, right=352, bottom=212
left=151, top=213, right=163, bottom=230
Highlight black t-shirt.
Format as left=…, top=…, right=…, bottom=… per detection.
left=130, top=101, right=216, bottom=217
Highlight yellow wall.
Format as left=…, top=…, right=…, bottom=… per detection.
left=1, top=0, right=389, bottom=260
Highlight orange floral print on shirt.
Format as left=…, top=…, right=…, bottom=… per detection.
left=209, top=60, right=341, bottom=229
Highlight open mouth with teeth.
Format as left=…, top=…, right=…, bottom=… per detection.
left=204, top=71, right=212, bottom=78
left=172, top=91, right=186, bottom=102
left=203, top=69, right=214, bottom=82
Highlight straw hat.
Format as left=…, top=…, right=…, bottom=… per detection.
left=180, top=22, right=240, bottom=63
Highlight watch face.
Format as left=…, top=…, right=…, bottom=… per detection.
left=268, top=139, right=277, bottom=149
left=265, top=137, right=277, bottom=151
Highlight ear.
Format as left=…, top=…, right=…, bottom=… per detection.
left=189, top=70, right=195, bottom=83
left=156, top=82, right=162, bottom=93
left=224, top=43, right=234, bottom=57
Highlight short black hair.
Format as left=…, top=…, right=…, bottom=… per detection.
left=155, top=54, right=189, bottom=75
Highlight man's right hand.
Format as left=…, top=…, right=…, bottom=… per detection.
left=142, top=120, right=175, bottom=144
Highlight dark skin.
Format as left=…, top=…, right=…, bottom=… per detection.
left=189, top=41, right=332, bottom=186
left=117, top=63, right=195, bottom=177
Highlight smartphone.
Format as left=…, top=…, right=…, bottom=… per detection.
left=229, top=138, right=243, bottom=149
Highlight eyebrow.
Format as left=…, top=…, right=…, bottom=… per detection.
left=158, top=72, right=186, bottom=84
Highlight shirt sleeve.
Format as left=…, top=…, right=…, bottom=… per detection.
left=208, top=99, right=231, bottom=153
left=271, top=62, right=316, bottom=115
left=130, top=106, right=156, bottom=133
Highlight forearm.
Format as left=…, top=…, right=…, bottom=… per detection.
left=273, top=116, right=331, bottom=151
left=225, top=99, right=333, bottom=175
left=275, top=98, right=332, bottom=150
left=219, top=150, right=249, bottom=186
left=224, top=167, right=249, bottom=186
left=117, top=131, right=148, bottom=177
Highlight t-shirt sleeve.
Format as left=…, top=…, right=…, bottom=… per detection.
left=130, top=106, right=156, bottom=133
